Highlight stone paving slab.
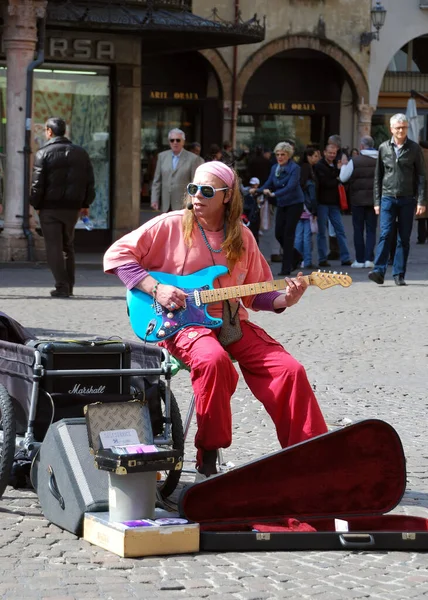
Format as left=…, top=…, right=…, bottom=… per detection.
left=0, top=217, right=428, bottom=598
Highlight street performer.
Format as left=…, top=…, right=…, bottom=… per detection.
left=103, top=161, right=327, bottom=478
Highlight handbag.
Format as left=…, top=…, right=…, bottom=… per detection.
left=310, top=215, right=318, bottom=234
left=218, top=300, right=243, bottom=347
left=338, top=184, right=348, bottom=211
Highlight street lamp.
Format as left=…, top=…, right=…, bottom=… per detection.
left=360, top=1, right=387, bottom=49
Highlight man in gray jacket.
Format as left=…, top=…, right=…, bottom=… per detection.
left=151, top=129, right=199, bottom=212
left=340, top=136, right=378, bottom=269
left=368, top=114, right=426, bottom=286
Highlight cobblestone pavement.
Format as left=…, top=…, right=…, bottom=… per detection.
left=0, top=216, right=428, bottom=599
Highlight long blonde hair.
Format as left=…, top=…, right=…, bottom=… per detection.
left=182, top=171, right=244, bottom=267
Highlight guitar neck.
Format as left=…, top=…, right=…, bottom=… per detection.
left=200, top=276, right=310, bottom=304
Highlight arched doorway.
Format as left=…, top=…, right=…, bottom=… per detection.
left=236, top=47, right=360, bottom=153
left=373, top=35, right=428, bottom=147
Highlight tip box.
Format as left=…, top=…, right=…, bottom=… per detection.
left=83, top=511, right=199, bottom=557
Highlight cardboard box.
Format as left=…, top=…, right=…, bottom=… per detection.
left=83, top=511, right=199, bottom=557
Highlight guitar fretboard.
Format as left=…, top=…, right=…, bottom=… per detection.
left=200, top=276, right=311, bottom=304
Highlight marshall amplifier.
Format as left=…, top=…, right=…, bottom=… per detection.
left=36, top=340, right=132, bottom=395
left=31, top=340, right=132, bottom=441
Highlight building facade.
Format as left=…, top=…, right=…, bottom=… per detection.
left=1, top=0, right=428, bottom=261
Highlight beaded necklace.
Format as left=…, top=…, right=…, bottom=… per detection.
left=196, top=219, right=225, bottom=254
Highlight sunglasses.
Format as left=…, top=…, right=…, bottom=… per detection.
left=187, top=183, right=229, bottom=199
left=169, top=138, right=183, bottom=143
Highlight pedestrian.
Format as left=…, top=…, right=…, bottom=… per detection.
left=189, top=142, right=205, bottom=167
left=103, top=161, right=328, bottom=478
left=259, top=142, right=305, bottom=276
left=294, top=147, right=319, bottom=269
left=221, top=140, right=234, bottom=165
left=314, top=144, right=352, bottom=268
left=339, top=135, right=378, bottom=269
left=247, top=146, right=271, bottom=184
left=29, top=117, right=95, bottom=298
left=205, top=143, right=223, bottom=162
left=151, top=128, right=200, bottom=213
left=416, top=141, right=428, bottom=244
left=243, top=176, right=262, bottom=244
left=368, top=113, right=426, bottom=286
left=326, top=134, right=348, bottom=258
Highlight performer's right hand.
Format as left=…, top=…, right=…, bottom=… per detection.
left=156, top=283, right=187, bottom=311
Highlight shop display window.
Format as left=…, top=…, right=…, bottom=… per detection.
left=0, top=65, right=111, bottom=230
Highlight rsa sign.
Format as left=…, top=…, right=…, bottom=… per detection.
left=48, top=38, right=115, bottom=61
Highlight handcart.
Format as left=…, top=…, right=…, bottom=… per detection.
left=0, top=312, right=184, bottom=500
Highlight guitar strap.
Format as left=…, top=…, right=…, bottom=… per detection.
left=198, top=224, right=242, bottom=347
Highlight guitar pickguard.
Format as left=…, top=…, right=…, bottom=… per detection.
left=152, top=284, right=222, bottom=340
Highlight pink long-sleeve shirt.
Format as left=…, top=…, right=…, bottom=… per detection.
left=104, top=210, right=279, bottom=321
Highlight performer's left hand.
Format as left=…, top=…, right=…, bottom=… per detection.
left=273, top=272, right=307, bottom=309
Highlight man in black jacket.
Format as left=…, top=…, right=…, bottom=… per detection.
left=314, top=144, right=352, bottom=267
left=340, top=136, right=378, bottom=268
left=368, top=113, right=426, bottom=286
left=30, top=117, right=95, bottom=297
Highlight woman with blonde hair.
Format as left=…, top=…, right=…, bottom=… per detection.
left=257, top=142, right=305, bottom=276
left=104, top=161, right=327, bottom=479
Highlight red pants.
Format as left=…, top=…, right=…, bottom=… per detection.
left=161, top=321, right=327, bottom=467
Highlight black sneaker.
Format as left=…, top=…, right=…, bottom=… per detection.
left=393, top=275, right=407, bottom=286
left=318, top=260, right=331, bottom=267
left=50, top=289, right=70, bottom=298
left=368, top=271, right=384, bottom=285
left=341, top=260, right=352, bottom=266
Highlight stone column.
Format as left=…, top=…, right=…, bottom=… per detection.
left=112, top=60, right=142, bottom=241
left=357, top=103, right=377, bottom=140
left=0, top=0, right=47, bottom=262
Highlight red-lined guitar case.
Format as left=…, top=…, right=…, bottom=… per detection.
left=179, top=419, right=428, bottom=551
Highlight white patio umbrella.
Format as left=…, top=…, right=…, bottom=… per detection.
left=406, top=97, right=420, bottom=142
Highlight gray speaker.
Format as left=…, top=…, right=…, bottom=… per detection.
left=31, top=418, right=109, bottom=535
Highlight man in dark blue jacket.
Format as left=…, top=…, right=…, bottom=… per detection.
left=30, top=117, right=95, bottom=297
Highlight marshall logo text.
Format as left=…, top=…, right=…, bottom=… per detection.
left=68, top=384, right=106, bottom=395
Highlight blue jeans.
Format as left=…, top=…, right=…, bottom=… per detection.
left=351, top=205, right=378, bottom=263
left=317, top=205, right=351, bottom=263
left=294, top=219, right=312, bottom=266
left=373, top=196, right=416, bottom=277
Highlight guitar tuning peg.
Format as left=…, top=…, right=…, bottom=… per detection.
left=333, top=271, right=337, bottom=275
left=340, top=271, right=343, bottom=275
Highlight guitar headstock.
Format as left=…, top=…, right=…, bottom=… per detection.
left=308, top=271, right=352, bottom=289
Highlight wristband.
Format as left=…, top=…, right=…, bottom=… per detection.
left=152, top=282, right=160, bottom=298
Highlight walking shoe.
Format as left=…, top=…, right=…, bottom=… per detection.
left=351, top=261, right=365, bottom=268
left=364, top=261, right=374, bottom=269
left=341, top=260, right=353, bottom=266
left=271, top=254, right=283, bottom=263
left=50, top=289, right=70, bottom=298
left=318, top=260, right=331, bottom=267
left=393, top=275, right=407, bottom=286
left=368, top=270, right=384, bottom=285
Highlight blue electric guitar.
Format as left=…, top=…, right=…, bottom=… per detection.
left=127, top=265, right=352, bottom=343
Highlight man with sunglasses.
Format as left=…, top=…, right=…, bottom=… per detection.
left=151, top=128, right=200, bottom=213
left=105, top=161, right=327, bottom=481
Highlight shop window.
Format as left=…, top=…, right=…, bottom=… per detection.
left=0, top=65, right=110, bottom=230
left=33, top=66, right=111, bottom=230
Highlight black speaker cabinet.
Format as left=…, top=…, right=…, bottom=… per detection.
left=31, top=418, right=109, bottom=535
left=36, top=340, right=132, bottom=395
left=31, top=340, right=132, bottom=441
